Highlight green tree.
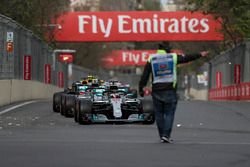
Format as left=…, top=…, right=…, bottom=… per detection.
left=143, top=0, right=161, bottom=11
left=186, top=0, right=250, bottom=48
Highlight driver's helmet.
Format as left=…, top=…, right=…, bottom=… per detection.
left=99, top=79, right=105, bottom=85
left=82, top=80, right=88, bottom=85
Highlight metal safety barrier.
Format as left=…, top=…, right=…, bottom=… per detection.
left=0, top=14, right=109, bottom=88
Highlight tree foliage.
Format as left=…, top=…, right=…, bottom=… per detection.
left=186, top=0, right=250, bottom=48
left=0, top=0, right=69, bottom=41
left=143, top=0, right=161, bottom=11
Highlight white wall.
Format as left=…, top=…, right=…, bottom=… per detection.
left=189, top=88, right=208, bottom=100
left=0, top=80, right=63, bottom=106
left=0, top=80, right=12, bottom=106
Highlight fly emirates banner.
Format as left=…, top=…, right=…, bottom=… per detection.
left=54, top=11, right=223, bottom=42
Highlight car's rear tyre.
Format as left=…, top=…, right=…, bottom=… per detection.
left=60, top=97, right=66, bottom=116
left=64, top=109, right=71, bottom=118
left=74, top=110, right=78, bottom=123
left=53, top=103, right=57, bottom=112
left=74, top=101, right=82, bottom=122
left=141, top=96, right=155, bottom=124
left=53, top=94, right=60, bottom=113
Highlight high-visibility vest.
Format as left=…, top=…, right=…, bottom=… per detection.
left=149, top=50, right=178, bottom=88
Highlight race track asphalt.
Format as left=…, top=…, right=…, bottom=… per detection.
left=0, top=100, right=250, bottom=167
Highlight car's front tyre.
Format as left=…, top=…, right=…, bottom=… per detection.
left=78, top=100, right=92, bottom=125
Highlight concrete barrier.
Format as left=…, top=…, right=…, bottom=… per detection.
left=0, top=79, right=63, bottom=107
left=189, top=88, right=208, bottom=100
left=0, top=80, right=12, bottom=106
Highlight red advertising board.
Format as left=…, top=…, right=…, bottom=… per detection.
left=234, top=64, right=241, bottom=84
left=58, top=72, right=64, bottom=88
left=58, top=53, right=73, bottom=63
left=23, top=55, right=31, bottom=80
left=102, top=50, right=157, bottom=67
left=44, top=64, right=51, bottom=84
left=53, top=11, right=223, bottom=42
left=216, top=71, right=222, bottom=88
left=102, top=49, right=184, bottom=67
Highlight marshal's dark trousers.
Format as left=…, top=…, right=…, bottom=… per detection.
left=152, top=89, right=178, bottom=138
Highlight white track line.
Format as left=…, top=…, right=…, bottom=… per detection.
left=174, top=141, right=250, bottom=145
left=0, top=101, right=37, bottom=115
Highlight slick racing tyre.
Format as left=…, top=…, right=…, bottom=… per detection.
left=74, top=102, right=80, bottom=123
left=60, top=96, right=66, bottom=116
left=141, top=96, right=155, bottom=124
left=78, top=100, right=92, bottom=125
left=53, top=93, right=61, bottom=113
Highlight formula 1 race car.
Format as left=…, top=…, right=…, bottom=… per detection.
left=74, top=85, right=155, bottom=124
left=53, top=88, right=71, bottom=113
left=60, top=81, right=89, bottom=117
left=58, top=78, right=103, bottom=117
left=52, top=81, right=89, bottom=115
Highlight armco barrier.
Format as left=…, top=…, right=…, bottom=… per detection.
left=209, top=82, right=250, bottom=100
left=0, top=79, right=63, bottom=107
